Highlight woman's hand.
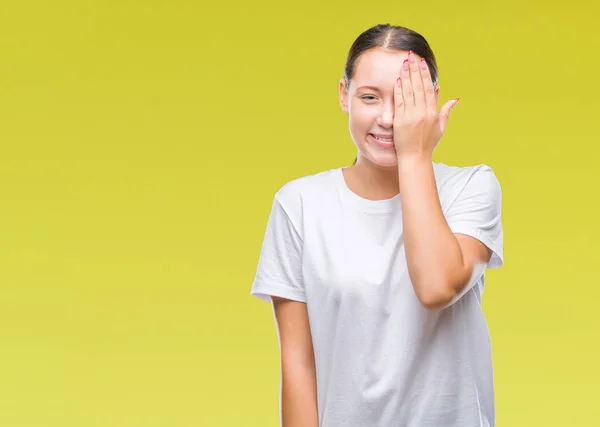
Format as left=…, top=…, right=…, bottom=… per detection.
left=393, top=51, right=459, bottom=159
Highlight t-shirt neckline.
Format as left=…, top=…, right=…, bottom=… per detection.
left=334, top=167, right=401, bottom=214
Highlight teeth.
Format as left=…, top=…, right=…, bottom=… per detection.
left=374, top=135, right=393, bottom=142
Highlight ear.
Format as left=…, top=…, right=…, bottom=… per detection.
left=435, top=85, right=440, bottom=104
left=339, top=78, right=349, bottom=114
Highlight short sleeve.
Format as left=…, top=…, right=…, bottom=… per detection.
left=445, top=166, right=504, bottom=269
left=250, top=194, right=305, bottom=303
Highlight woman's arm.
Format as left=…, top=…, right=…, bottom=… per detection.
left=397, top=157, right=493, bottom=310
left=391, top=53, right=501, bottom=311
left=272, top=296, right=319, bottom=427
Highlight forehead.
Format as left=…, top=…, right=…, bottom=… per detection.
left=352, top=47, right=409, bottom=88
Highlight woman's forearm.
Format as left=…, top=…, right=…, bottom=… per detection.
left=272, top=297, right=319, bottom=426
left=397, top=155, right=468, bottom=308
left=281, top=364, right=319, bottom=427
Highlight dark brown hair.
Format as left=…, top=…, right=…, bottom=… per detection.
left=344, top=24, right=439, bottom=165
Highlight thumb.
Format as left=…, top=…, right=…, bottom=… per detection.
left=439, top=98, right=460, bottom=133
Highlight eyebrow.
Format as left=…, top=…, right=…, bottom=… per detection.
left=356, top=85, right=381, bottom=92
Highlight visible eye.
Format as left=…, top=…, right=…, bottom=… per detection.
left=361, top=95, right=377, bottom=101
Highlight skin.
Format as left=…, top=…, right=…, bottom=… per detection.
left=272, top=296, right=319, bottom=427
left=273, top=45, right=495, bottom=427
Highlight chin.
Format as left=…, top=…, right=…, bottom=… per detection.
left=361, top=148, right=398, bottom=168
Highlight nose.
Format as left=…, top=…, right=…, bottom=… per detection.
left=377, top=100, right=394, bottom=128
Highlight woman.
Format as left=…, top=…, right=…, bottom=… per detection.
left=250, top=23, right=504, bottom=427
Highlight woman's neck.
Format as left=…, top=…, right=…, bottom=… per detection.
left=342, top=160, right=400, bottom=201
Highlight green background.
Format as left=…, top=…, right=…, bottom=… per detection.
left=0, top=1, right=598, bottom=426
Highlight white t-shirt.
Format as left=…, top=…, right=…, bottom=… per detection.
left=250, top=162, right=504, bottom=427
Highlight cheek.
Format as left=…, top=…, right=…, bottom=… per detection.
left=349, top=104, right=375, bottom=131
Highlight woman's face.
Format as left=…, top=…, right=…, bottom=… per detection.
left=339, top=47, right=438, bottom=167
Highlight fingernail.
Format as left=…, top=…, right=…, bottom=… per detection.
left=403, top=59, right=409, bottom=70
left=397, top=77, right=402, bottom=86
left=420, top=58, right=427, bottom=70
left=409, top=51, right=415, bottom=63
left=455, top=98, right=460, bottom=104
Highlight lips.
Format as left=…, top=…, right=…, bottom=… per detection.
left=371, top=133, right=394, bottom=140
left=368, top=133, right=395, bottom=149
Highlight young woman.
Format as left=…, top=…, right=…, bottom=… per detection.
left=250, top=23, right=504, bottom=427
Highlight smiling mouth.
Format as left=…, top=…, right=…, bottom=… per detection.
left=368, top=133, right=395, bottom=147
left=370, top=133, right=394, bottom=143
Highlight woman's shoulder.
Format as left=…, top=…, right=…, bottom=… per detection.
left=433, top=161, right=500, bottom=192
left=266, top=168, right=341, bottom=231
left=274, top=167, right=341, bottom=204
left=433, top=161, right=496, bottom=176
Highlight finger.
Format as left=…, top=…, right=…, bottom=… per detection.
left=394, top=76, right=405, bottom=114
left=439, top=98, right=460, bottom=133
left=419, top=57, right=437, bottom=110
left=408, top=51, right=425, bottom=111
left=401, top=58, right=413, bottom=111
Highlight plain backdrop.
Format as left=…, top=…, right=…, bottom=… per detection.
left=0, top=1, right=598, bottom=426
